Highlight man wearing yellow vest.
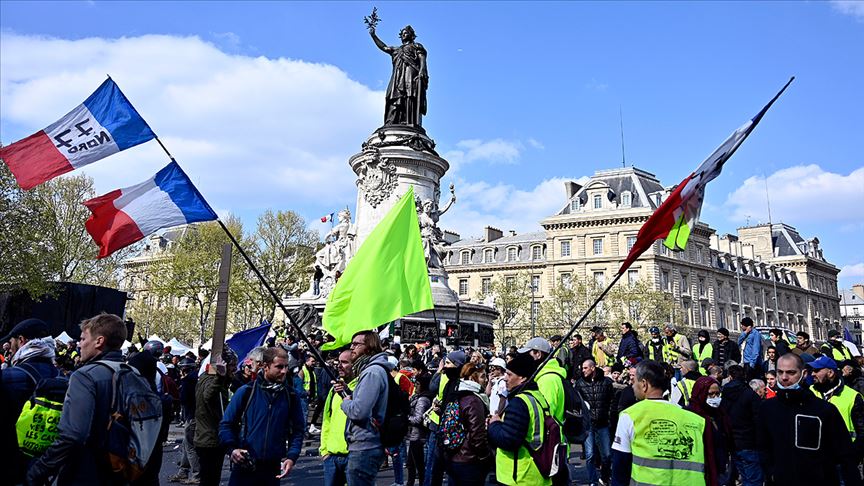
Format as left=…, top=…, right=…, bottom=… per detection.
left=488, top=351, right=553, bottom=486
left=611, top=360, right=707, bottom=486
left=662, top=325, right=692, bottom=381
left=692, top=330, right=713, bottom=375
left=589, top=327, right=617, bottom=368
left=670, top=360, right=701, bottom=407
left=302, top=353, right=319, bottom=434
left=320, top=349, right=356, bottom=486
left=644, top=327, right=665, bottom=362
left=822, top=329, right=856, bottom=366
left=809, top=355, right=864, bottom=454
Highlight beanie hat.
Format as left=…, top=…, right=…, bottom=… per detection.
left=507, top=352, right=540, bottom=378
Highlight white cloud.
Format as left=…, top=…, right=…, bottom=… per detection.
left=442, top=138, right=523, bottom=173
left=442, top=176, right=587, bottom=239
left=0, top=33, right=381, bottom=212
left=840, top=263, right=864, bottom=278
left=832, top=1, right=864, bottom=21
left=585, top=78, right=609, bottom=92
left=527, top=138, right=545, bottom=150
left=723, top=165, right=864, bottom=225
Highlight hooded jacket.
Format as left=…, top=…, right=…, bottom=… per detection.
left=194, top=372, right=232, bottom=448
left=576, top=367, right=615, bottom=428
left=719, top=378, right=760, bottom=451
left=757, top=387, right=860, bottom=485
left=536, top=357, right=566, bottom=422
left=341, top=351, right=393, bottom=451
left=219, top=375, right=304, bottom=462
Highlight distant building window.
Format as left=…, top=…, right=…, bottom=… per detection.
left=507, top=247, right=518, bottom=261
left=481, top=277, right=491, bottom=295
left=561, top=240, right=571, bottom=257
left=593, top=194, right=602, bottom=209
left=531, top=275, right=540, bottom=292
left=593, top=271, right=606, bottom=286
left=570, top=199, right=580, bottom=211
left=532, top=246, right=542, bottom=261
left=459, top=279, right=468, bottom=295
left=505, top=276, right=516, bottom=289
left=620, top=191, right=632, bottom=207
left=628, top=270, right=639, bottom=285
left=484, top=248, right=494, bottom=263
left=593, top=238, right=603, bottom=256
left=696, top=247, right=703, bottom=264
left=681, top=275, right=689, bottom=294
left=661, top=270, right=670, bottom=291
left=627, top=236, right=637, bottom=253
left=699, top=277, right=706, bottom=297
left=531, top=301, right=540, bottom=321
left=561, top=273, right=572, bottom=288
left=460, top=251, right=470, bottom=265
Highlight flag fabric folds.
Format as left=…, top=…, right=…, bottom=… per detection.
left=321, top=212, right=334, bottom=223
left=618, top=78, right=794, bottom=275
left=84, top=161, right=217, bottom=258
left=226, top=321, right=272, bottom=369
left=0, top=78, right=155, bottom=190
left=322, top=186, right=434, bottom=350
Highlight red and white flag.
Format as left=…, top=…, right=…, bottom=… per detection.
left=618, top=78, right=794, bottom=275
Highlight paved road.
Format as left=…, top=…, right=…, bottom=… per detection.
left=159, top=426, right=592, bottom=485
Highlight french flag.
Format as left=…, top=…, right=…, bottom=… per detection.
left=321, top=212, right=334, bottom=223
left=0, top=78, right=155, bottom=190
left=84, top=161, right=217, bottom=258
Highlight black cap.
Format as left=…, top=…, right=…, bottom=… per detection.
left=1, top=318, right=50, bottom=343
left=549, top=335, right=563, bottom=342
left=828, top=329, right=841, bottom=338
left=506, top=352, right=540, bottom=378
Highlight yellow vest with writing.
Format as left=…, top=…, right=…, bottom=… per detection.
left=622, top=399, right=706, bottom=486
left=495, top=390, right=552, bottom=486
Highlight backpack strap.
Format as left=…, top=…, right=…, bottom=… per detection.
left=239, top=383, right=258, bottom=444
left=520, top=393, right=544, bottom=450
left=15, top=362, right=40, bottom=387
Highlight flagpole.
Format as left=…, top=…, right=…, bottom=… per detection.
left=524, top=269, right=625, bottom=386
left=214, top=218, right=341, bottom=384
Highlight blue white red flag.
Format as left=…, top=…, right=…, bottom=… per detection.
left=0, top=78, right=155, bottom=190
left=226, top=321, right=272, bottom=369
left=321, top=212, right=334, bottom=223
left=83, top=161, right=217, bottom=258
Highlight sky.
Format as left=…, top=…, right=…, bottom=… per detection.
left=1, top=1, right=862, bottom=289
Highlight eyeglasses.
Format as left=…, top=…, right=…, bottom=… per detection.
left=350, top=341, right=366, bottom=348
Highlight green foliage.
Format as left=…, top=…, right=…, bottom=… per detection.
left=480, top=271, right=533, bottom=349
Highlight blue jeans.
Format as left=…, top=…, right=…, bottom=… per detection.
left=423, top=428, right=442, bottom=486
left=584, top=426, right=611, bottom=484
left=446, top=461, right=490, bottom=486
left=323, top=454, right=349, bottom=486
left=388, top=442, right=407, bottom=484
left=347, top=447, right=385, bottom=486
left=732, top=450, right=763, bottom=486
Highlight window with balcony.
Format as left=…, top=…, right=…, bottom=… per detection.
left=681, top=275, right=689, bottom=294
left=699, top=278, right=706, bottom=297
left=531, top=275, right=540, bottom=292
left=661, top=270, right=670, bottom=291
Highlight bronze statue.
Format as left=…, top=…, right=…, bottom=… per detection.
left=366, top=11, right=428, bottom=127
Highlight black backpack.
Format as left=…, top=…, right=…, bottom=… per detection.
left=561, top=376, right=591, bottom=444
left=371, top=363, right=410, bottom=447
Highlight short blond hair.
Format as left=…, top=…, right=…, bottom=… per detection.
left=80, top=313, right=126, bottom=350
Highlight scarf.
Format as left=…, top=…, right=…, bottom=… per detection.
left=260, top=379, right=286, bottom=393
left=12, top=337, right=56, bottom=365
left=457, top=379, right=490, bottom=409
left=352, top=354, right=372, bottom=377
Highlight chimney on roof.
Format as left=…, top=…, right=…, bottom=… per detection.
left=509, top=230, right=517, bottom=237
left=564, top=181, right=582, bottom=199
left=484, top=226, right=503, bottom=242
left=853, top=284, right=864, bottom=300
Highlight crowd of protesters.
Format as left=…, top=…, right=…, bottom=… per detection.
left=2, top=313, right=864, bottom=486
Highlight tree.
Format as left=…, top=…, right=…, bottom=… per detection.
left=482, top=272, right=533, bottom=350
left=0, top=163, right=131, bottom=297
left=231, top=210, right=317, bottom=325
left=605, top=277, right=682, bottom=339
left=146, top=217, right=247, bottom=344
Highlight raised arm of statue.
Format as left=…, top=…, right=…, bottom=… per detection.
left=438, top=183, right=456, bottom=216
left=369, top=28, right=393, bottom=54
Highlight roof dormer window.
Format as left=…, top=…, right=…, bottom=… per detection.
left=593, top=194, right=602, bottom=209
left=620, top=191, right=632, bottom=207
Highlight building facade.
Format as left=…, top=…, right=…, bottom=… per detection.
left=443, top=167, right=842, bottom=343
left=841, top=284, right=864, bottom=345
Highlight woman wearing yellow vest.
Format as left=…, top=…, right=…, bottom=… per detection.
left=611, top=360, right=707, bottom=486
left=693, top=331, right=714, bottom=375
left=488, top=352, right=553, bottom=486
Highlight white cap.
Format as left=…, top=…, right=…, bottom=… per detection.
left=490, top=357, right=507, bottom=370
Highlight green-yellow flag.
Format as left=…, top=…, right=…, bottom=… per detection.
left=322, top=186, right=433, bottom=350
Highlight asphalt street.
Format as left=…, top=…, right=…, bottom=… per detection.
left=159, top=425, right=593, bottom=485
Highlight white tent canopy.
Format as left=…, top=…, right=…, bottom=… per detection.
left=54, top=331, right=74, bottom=344
left=167, top=338, right=193, bottom=356
left=201, top=334, right=234, bottom=351
left=147, top=334, right=165, bottom=344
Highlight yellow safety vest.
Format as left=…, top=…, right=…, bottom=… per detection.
left=646, top=341, right=664, bottom=362
left=302, top=366, right=313, bottom=393
left=495, top=390, right=552, bottom=486
left=622, top=399, right=706, bottom=486
left=693, top=343, right=714, bottom=375
left=662, top=335, right=683, bottom=365
left=592, top=341, right=611, bottom=367
left=425, top=372, right=450, bottom=426
left=831, top=345, right=853, bottom=363
left=813, top=384, right=861, bottom=439
left=675, top=378, right=696, bottom=406
left=319, top=378, right=358, bottom=456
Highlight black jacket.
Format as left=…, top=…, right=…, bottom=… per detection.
left=615, top=330, right=642, bottom=363
left=576, top=368, right=615, bottom=428
left=569, top=344, right=592, bottom=380
left=488, top=383, right=540, bottom=453
left=757, top=387, right=861, bottom=485
left=711, top=339, right=741, bottom=365
left=719, top=379, right=760, bottom=451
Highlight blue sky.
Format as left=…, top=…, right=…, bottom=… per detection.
left=1, top=1, right=862, bottom=288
